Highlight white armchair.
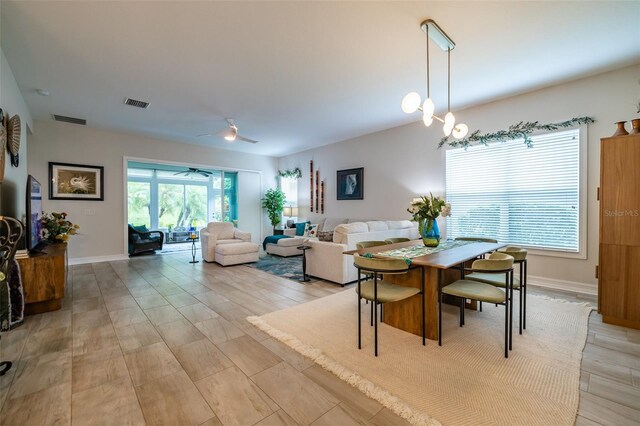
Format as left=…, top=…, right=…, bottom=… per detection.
left=200, top=222, right=252, bottom=262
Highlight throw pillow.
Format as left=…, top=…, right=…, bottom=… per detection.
left=317, top=231, right=333, bottom=242
left=133, top=225, right=149, bottom=233
left=304, top=223, right=319, bottom=238
left=295, top=221, right=310, bottom=236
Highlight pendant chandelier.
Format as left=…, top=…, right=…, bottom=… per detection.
left=401, top=20, right=468, bottom=139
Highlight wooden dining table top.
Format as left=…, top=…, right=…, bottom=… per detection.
left=343, top=240, right=507, bottom=269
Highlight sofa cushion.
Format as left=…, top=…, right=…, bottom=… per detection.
left=216, top=239, right=242, bottom=245
left=295, top=221, right=310, bottom=236
left=215, top=242, right=259, bottom=255
left=366, top=221, right=389, bottom=232
left=317, top=231, right=333, bottom=242
left=387, top=220, right=414, bottom=230
left=321, top=218, right=347, bottom=232
left=304, top=223, right=319, bottom=238
left=276, top=237, right=305, bottom=247
left=333, top=222, right=369, bottom=244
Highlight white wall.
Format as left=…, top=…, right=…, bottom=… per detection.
left=28, top=120, right=278, bottom=261
left=279, top=64, right=640, bottom=292
left=0, top=48, right=34, bottom=222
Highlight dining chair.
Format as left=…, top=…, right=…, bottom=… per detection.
left=467, top=246, right=528, bottom=334
left=439, top=252, right=514, bottom=358
left=384, top=237, right=411, bottom=244
left=353, top=254, right=424, bottom=356
left=356, top=241, right=389, bottom=249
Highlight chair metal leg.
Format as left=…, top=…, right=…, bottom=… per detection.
left=374, top=275, right=379, bottom=356
left=519, top=262, right=523, bottom=335
left=357, top=275, right=362, bottom=350
left=523, top=260, right=527, bottom=330
left=421, top=267, right=425, bottom=346
left=438, top=269, right=443, bottom=346
left=479, top=301, right=483, bottom=312
left=504, top=287, right=509, bottom=358
left=370, top=299, right=374, bottom=327
left=509, top=270, right=514, bottom=351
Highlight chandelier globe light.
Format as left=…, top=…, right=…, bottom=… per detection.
left=402, top=19, right=468, bottom=140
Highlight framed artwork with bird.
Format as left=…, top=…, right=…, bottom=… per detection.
left=48, top=162, right=104, bottom=201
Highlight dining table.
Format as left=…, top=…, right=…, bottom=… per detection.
left=344, top=240, right=506, bottom=340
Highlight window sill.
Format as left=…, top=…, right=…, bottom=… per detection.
left=521, top=246, right=586, bottom=260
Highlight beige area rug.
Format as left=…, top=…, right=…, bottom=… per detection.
left=248, top=290, right=593, bottom=426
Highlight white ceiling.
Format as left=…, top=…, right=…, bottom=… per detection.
left=2, top=1, right=639, bottom=157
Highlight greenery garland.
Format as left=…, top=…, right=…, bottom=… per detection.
left=438, top=116, right=595, bottom=149
left=278, top=167, right=302, bottom=179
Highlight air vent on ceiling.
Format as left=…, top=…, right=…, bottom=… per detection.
left=52, top=114, right=86, bottom=125
left=124, top=98, right=150, bottom=109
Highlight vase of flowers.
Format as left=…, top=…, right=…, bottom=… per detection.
left=41, top=212, right=79, bottom=243
left=407, top=194, right=451, bottom=247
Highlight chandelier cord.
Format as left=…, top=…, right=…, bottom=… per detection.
left=426, top=26, right=430, bottom=99
left=447, top=48, right=451, bottom=112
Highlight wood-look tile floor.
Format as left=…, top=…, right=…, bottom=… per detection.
left=0, top=253, right=637, bottom=425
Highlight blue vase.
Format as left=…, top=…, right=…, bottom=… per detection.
left=421, top=218, right=440, bottom=247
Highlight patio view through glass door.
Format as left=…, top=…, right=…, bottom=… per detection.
left=127, top=162, right=238, bottom=243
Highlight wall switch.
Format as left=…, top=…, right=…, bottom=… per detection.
left=84, top=209, right=96, bottom=216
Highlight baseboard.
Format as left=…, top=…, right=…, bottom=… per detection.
left=68, top=254, right=129, bottom=266
left=528, top=275, right=597, bottom=296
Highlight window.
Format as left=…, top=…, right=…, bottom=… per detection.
left=127, top=163, right=239, bottom=231
left=280, top=176, right=298, bottom=207
left=445, top=129, right=583, bottom=253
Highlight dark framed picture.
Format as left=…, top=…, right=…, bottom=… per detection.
left=49, top=162, right=104, bottom=201
left=337, top=167, right=363, bottom=200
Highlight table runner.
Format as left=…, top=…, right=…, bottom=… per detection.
left=371, top=239, right=473, bottom=264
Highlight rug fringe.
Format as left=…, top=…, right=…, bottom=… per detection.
left=247, top=315, right=442, bottom=426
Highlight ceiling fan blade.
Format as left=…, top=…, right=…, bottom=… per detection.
left=236, top=135, right=259, bottom=144
left=197, top=133, right=215, bottom=138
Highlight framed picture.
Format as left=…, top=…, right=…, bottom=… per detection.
left=337, top=167, right=363, bottom=200
left=49, top=162, right=104, bottom=201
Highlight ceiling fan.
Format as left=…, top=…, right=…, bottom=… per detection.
left=198, top=119, right=258, bottom=144
left=174, top=168, right=213, bottom=177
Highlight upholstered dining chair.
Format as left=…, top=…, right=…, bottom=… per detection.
left=353, top=253, right=424, bottom=356
left=356, top=240, right=388, bottom=250
left=439, top=252, right=514, bottom=358
left=467, top=246, right=528, bottom=334
left=384, top=237, right=411, bottom=244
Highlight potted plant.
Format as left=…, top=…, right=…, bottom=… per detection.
left=41, top=212, right=79, bottom=244
left=262, top=188, right=286, bottom=231
left=407, top=194, right=451, bottom=247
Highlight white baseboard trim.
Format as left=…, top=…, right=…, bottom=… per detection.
left=528, top=275, right=597, bottom=296
left=68, top=254, right=129, bottom=266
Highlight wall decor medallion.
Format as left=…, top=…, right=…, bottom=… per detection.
left=49, top=162, right=104, bottom=201
left=336, top=167, right=363, bottom=200
left=7, top=114, right=21, bottom=167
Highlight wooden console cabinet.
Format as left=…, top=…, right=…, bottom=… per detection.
left=598, top=132, right=640, bottom=329
left=17, top=243, right=67, bottom=315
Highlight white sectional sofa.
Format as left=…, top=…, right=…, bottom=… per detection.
left=305, top=218, right=419, bottom=285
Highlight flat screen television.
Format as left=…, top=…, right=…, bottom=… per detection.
left=26, top=175, right=44, bottom=252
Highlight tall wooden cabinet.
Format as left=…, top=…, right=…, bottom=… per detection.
left=598, top=132, right=640, bottom=329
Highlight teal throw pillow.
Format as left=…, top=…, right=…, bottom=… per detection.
left=133, top=225, right=149, bottom=233
left=295, top=221, right=310, bottom=236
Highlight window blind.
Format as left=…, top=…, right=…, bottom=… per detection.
left=445, top=129, right=580, bottom=252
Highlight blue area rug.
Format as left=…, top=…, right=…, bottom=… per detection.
left=248, top=254, right=317, bottom=283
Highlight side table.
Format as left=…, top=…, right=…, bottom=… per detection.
left=188, top=236, right=199, bottom=264
left=297, top=245, right=312, bottom=282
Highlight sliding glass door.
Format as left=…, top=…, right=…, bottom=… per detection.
left=127, top=163, right=238, bottom=233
